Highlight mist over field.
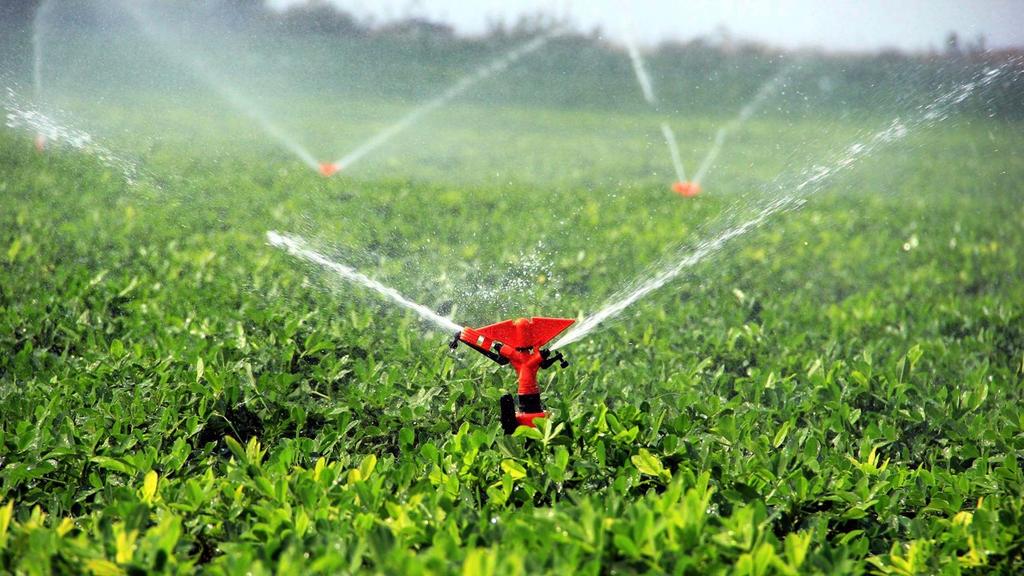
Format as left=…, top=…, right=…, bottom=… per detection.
left=1, top=1, right=1023, bottom=574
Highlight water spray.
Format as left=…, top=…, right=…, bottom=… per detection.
left=691, top=64, right=794, bottom=187
left=118, top=1, right=320, bottom=171
left=267, top=231, right=461, bottom=333
left=552, top=66, right=1007, bottom=350
left=267, top=231, right=571, bottom=433
left=623, top=24, right=692, bottom=195
left=267, top=68, right=1011, bottom=430
left=5, top=89, right=144, bottom=185
left=326, top=28, right=564, bottom=176
left=31, top=0, right=52, bottom=151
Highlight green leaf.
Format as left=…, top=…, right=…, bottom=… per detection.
left=554, top=445, right=569, bottom=471
left=85, top=559, right=124, bottom=576
left=90, top=456, right=134, bottom=475
left=501, top=459, right=527, bottom=480
left=614, top=426, right=639, bottom=443
left=773, top=421, right=792, bottom=448
left=141, top=470, right=158, bottom=503
left=359, top=454, right=378, bottom=480
left=632, top=448, right=669, bottom=481
left=614, top=534, right=641, bottom=558
left=905, top=344, right=923, bottom=372
left=784, top=531, right=812, bottom=568
left=399, top=427, right=415, bottom=446
left=223, top=436, right=247, bottom=464
left=512, top=426, right=544, bottom=441
left=0, top=499, right=13, bottom=550
left=6, top=237, right=21, bottom=263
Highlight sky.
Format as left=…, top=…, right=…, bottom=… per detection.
left=267, top=0, right=1024, bottom=53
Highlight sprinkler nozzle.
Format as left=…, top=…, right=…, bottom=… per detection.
left=319, top=162, right=340, bottom=177
left=672, top=181, right=701, bottom=197
left=34, top=134, right=47, bottom=152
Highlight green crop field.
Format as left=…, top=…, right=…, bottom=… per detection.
left=2, top=6, right=1024, bottom=573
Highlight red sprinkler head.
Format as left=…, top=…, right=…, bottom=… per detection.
left=34, top=134, right=47, bottom=152
left=672, top=181, right=701, bottom=197
left=319, top=162, right=339, bottom=177
left=450, top=317, right=574, bottom=434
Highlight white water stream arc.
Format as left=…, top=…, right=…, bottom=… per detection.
left=4, top=89, right=144, bottom=185
left=331, top=28, right=564, bottom=172
left=117, top=1, right=320, bottom=170
left=30, top=0, right=55, bottom=147
left=623, top=28, right=687, bottom=183
left=692, top=64, right=793, bottom=185
left=267, top=232, right=463, bottom=334
left=32, top=0, right=52, bottom=102
left=551, top=66, right=1006, bottom=350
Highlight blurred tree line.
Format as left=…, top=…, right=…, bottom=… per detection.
left=1, top=0, right=1020, bottom=119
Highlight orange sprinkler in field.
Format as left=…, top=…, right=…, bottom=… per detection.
left=451, top=317, right=573, bottom=434
left=319, top=162, right=340, bottom=177
left=34, top=134, right=47, bottom=152
left=672, top=181, right=701, bottom=197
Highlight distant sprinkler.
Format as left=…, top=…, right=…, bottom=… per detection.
left=319, top=162, right=340, bottom=177
left=34, top=133, right=47, bottom=152
left=672, top=181, right=701, bottom=197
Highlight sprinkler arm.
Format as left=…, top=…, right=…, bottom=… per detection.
left=540, top=349, right=569, bottom=369
left=450, top=331, right=569, bottom=369
left=450, top=331, right=510, bottom=365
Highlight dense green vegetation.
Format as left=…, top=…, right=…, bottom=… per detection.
left=2, top=5, right=1024, bottom=572
left=3, top=97, right=1023, bottom=572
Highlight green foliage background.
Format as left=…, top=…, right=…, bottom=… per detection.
left=1, top=5, right=1024, bottom=574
